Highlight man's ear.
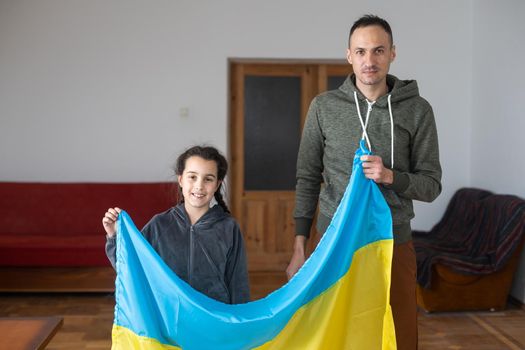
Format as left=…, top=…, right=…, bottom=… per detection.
left=390, top=45, right=396, bottom=62
left=346, top=48, right=352, bottom=65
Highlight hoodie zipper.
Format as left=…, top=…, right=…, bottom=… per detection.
left=352, top=85, right=396, bottom=168
left=354, top=90, right=376, bottom=152
left=188, top=225, right=194, bottom=285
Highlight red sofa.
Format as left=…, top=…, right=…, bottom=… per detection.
left=0, top=182, right=177, bottom=292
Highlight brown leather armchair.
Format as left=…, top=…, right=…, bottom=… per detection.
left=413, top=188, right=525, bottom=312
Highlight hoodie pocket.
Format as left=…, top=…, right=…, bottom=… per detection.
left=195, top=238, right=231, bottom=302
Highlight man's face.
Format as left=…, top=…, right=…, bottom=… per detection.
left=347, top=25, right=396, bottom=89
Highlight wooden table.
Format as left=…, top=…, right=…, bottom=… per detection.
left=0, top=317, right=63, bottom=350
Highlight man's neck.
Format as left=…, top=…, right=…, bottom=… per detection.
left=356, top=82, right=389, bottom=102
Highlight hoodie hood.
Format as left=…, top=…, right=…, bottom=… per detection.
left=339, top=74, right=420, bottom=106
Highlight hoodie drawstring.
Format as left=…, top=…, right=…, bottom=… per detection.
left=354, top=91, right=373, bottom=152
left=353, top=91, right=395, bottom=169
left=387, top=95, right=395, bottom=169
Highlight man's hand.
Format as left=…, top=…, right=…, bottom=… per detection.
left=286, top=235, right=308, bottom=280
left=360, top=155, right=393, bottom=185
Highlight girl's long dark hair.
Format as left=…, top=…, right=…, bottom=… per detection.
left=175, top=145, right=230, bottom=214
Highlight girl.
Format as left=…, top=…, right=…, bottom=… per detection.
left=103, top=146, right=250, bottom=304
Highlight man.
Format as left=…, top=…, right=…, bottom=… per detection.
left=286, top=14, right=442, bottom=350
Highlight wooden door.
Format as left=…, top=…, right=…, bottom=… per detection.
left=229, top=60, right=352, bottom=299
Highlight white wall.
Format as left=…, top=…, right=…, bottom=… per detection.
left=0, top=1, right=471, bottom=234
left=471, top=0, right=525, bottom=302
left=3, top=0, right=523, bottom=302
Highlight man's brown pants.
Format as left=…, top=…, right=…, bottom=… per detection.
left=390, top=241, right=418, bottom=350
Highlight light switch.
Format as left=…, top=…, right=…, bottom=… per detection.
left=179, top=107, right=189, bottom=118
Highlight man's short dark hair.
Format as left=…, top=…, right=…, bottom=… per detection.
left=348, top=14, right=393, bottom=47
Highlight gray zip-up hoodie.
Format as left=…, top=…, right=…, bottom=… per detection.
left=106, top=204, right=250, bottom=304
left=294, top=74, right=442, bottom=244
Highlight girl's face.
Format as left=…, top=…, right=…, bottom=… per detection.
left=178, top=156, right=221, bottom=212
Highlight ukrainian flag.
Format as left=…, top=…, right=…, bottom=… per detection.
left=112, top=140, right=396, bottom=349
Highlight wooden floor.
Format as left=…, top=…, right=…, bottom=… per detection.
left=0, top=293, right=524, bottom=349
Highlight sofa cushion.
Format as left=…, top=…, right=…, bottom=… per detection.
left=435, top=264, right=481, bottom=285
left=0, top=182, right=177, bottom=266
left=0, top=234, right=108, bottom=266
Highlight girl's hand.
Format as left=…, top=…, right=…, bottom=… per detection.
left=102, top=207, right=122, bottom=238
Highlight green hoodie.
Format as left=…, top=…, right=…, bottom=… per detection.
left=294, top=74, right=442, bottom=244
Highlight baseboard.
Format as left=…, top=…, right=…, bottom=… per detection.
left=0, top=267, right=116, bottom=292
